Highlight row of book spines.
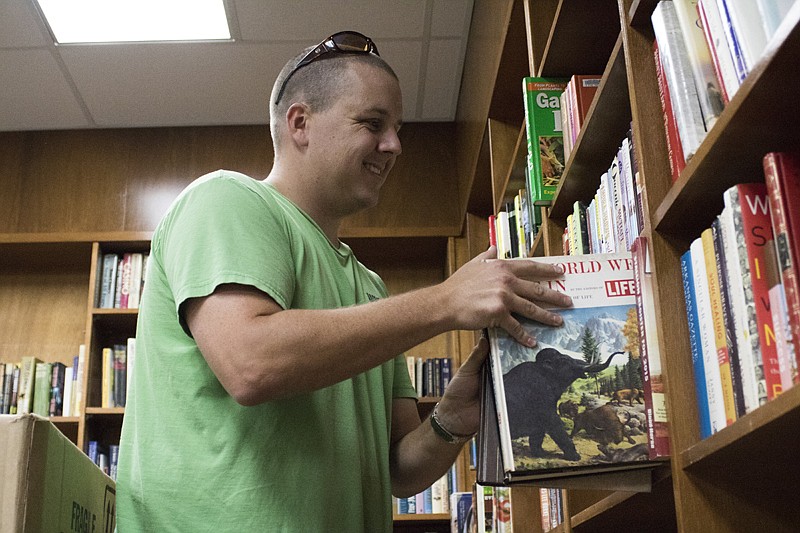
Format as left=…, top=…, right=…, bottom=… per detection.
left=471, top=484, right=517, bottom=533
left=406, top=356, right=452, bottom=398
left=651, top=0, right=794, bottom=182
left=97, top=251, right=149, bottom=309
left=539, top=487, right=565, bottom=532
left=101, top=338, right=137, bottom=408
left=87, top=441, right=119, bottom=481
left=490, top=190, right=540, bottom=261
left=563, top=127, right=643, bottom=257
left=0, top=348, right=86, bottom=418
left=681, top=171, right=798, bottom=439
left=394, top=465, right=456, bottom=515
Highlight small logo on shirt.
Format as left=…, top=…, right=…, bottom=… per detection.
left=367, top=293, right=380, bottom=302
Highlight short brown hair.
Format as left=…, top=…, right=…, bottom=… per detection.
left=269, top=47, right=398, bottom=150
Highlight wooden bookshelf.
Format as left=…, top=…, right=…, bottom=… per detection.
left=462, top=0, right=800, bottom=530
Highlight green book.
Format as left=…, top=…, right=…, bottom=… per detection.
left=33, top=362, right=53, bottom=417
left=523, top=77, right=569, bottom=205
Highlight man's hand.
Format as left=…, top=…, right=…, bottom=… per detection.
left=438, top=246, right=573, bottom=347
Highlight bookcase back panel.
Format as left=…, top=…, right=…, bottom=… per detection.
left=0, top=270, right=87, bottom=363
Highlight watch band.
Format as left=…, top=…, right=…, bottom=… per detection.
left=430, top=403, right=474, bottom=445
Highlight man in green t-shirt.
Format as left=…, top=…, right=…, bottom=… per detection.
left=116, top=31, right=571, bottom=532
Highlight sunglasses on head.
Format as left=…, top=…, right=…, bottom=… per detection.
left=274, top=31, right=380, bottom=105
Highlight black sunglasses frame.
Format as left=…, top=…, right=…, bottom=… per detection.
left=274, top=31, right=380, bottom=105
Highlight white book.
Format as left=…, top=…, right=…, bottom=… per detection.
left=62, top=366, right=74, bottom=417
left=126, top=337, right=137, bottom=404
left=652, top=0, right=708, bottom=162
left=127, top=252, right=144, bottom=309
left=756, top=0, right=797, bottom=39
left=718, top=205, right=759, bottom=413
left=724, top=0, right=769, bottom=73
left=673, top=0, right=725, bottom=131
left=723, top=186, right=768, bottom=407
left=689, top=237, right=727, bottom=434
left=697, top=0, right=741, bottom=101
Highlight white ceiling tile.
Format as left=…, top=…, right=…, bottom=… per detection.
left=431, top=0, right=474, bottom=38
left=58, top=42, right=293, bottom=127
left=0, top=49, right=89, bottom=130
left=234, top=0, right=427, bottom=42
left=377, top=40, right=423, bottom=122
left=0, top=1, right=51, bottom=48
left=421, top=38, right=464, bottom=120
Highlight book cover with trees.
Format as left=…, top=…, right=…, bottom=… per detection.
left=487, top=253, right=655, bottom=482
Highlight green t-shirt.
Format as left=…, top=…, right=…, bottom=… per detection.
left=116, top=170, right=417, bottom=532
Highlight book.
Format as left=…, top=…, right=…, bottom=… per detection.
left=680, top=250, right=713, bottom=438
left=763, top=152, right=800, bottom=384
left=724, top=0, right=769, bottom=74
left=99, top=253, right=119, bottom=308
left=711, top=217, right=747, bottom=417
left=487, top=253, right=658, bottom=483
left=714, top=0, right=749, bottom=83
left=630, top=237, right=670, bottom=458
left=729, top=183, right=782, bottom=400
left=113, top=344, right=127, bottom=408
left=755, top=0, right=796, bottom=40
left=102, top=347, right=114, bottom=408
left=719, top=203, right=760, bottom=412
left=673, top=0, right=725, bottom=131
left=62, top=365, right=74, bottom=418
left=450, top=492, right=473, bottom=533
left=522, top=77, right=569, bottom=206
left=653, top=39, right=686, bottom=183
left=32, top=362, right=52, bottom=417
left=697, top=0, right=741, bottom=102
left=652, top=0, right=708, bottom=163
left=16, top=356, right=41, bottom=415
left=49, top=362, right=66, bottom=417
left=73, top=345, right=86, bottom=417
left=701, top=227, right=737, bottom=426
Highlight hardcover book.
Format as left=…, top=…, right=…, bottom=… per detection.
left=523, top=77, right=569, bottom=206
left=763, top=152, right=800, bottom=384
left=486, top=253, right=659, bottom=484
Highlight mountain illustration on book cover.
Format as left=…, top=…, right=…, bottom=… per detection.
left=487, top=253, right=656, bottom=482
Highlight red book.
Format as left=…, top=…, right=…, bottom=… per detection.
left=763, top=152, right=800, bottom=383
left=569, top=74, right=601, bottom=145
left=736, top=183, right=782, bottom=399
left=488, top=215, right=497, bottom=247
left=653, top=40, right=686, bottom=183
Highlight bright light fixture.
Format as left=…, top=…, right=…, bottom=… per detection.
left=36, top=0, right=231, bottom=44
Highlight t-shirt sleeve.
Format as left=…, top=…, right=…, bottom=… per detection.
left=392, top=354, right=418, bottom=400
left=157, top=174, right=296, bottom=327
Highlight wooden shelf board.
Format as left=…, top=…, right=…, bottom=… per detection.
left=392, top=513, right=449, bottom=522
left=539, top=0, right=621, bottom=77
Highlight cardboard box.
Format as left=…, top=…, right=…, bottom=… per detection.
left=0, top=414, right=115, bottom=533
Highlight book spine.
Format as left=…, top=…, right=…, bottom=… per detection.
left=697, top=0, right=741, bottom=102
left=701, top=227, right=737, bottom=426
left=714, top=0, right=749, bottom=82
left=74, top=345, right=86, bottom=416
left=681, top=250, right=713, bottom=438
left=33, top=362, right=52, bottom=417
left=723, top=0, right=768, bottom=73
left=653, top=40, right=686, bottom=183
left=763, top=152, right=800, bottom=384
left=735, top=183, right=782, bottom=400
left=690, top=237, right=728, bottom=433
left=711, top=218, right=747, bottom=417
left=102, top=347, right=114, bottom=408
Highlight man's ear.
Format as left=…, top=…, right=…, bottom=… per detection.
left=286, top=103, right=310, bottom=148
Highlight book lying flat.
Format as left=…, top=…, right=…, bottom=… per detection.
left=484, top=253, right=660, bottom=488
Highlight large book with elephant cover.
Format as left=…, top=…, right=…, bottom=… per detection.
left=485, top=253, right=660, bottom=487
